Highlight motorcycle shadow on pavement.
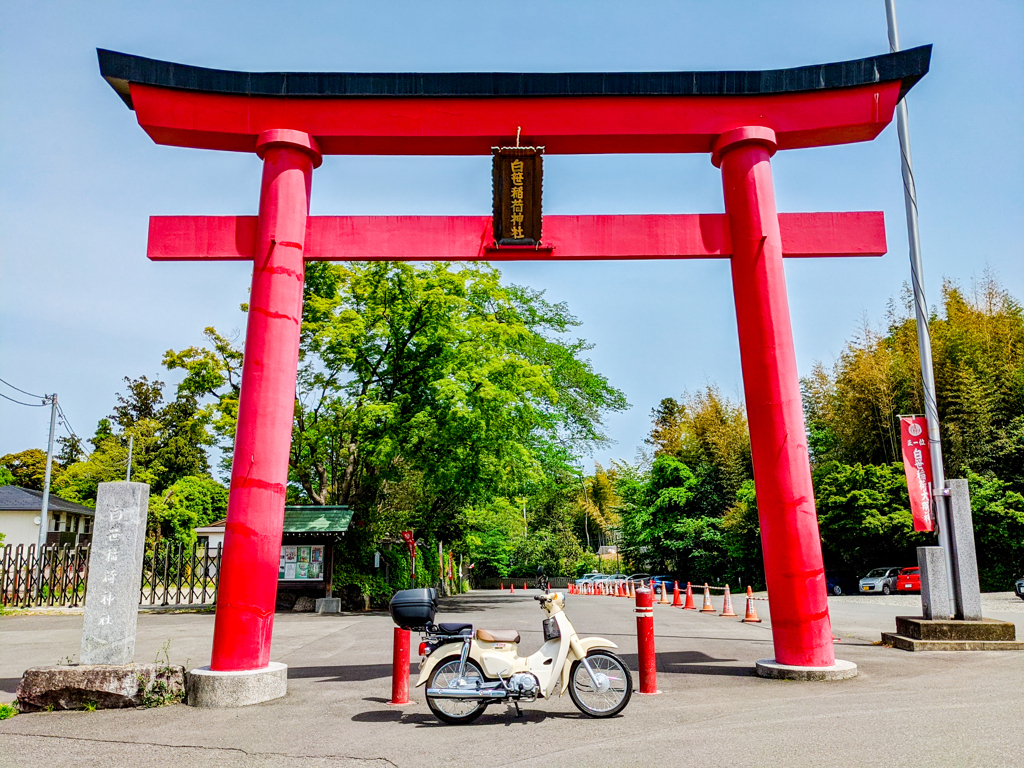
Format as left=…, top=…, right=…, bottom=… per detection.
left=352, top=698, right=594, bottom=728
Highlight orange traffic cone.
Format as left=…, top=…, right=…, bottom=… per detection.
left=720, top=584, right=738, bottom=617
left=672, top=581, right=683, bottom=607
left=683, top=582, right=696, bottom=610
left=500, top=582, right=504, bottom=591
left=630, top=581, right=636, bottom=599
left=742, top=586, right=761, bottom=623
left=510, top=582, right=515, bottom=594
left=660, top=582, right=669, bottom=604
left=547, top=582, right=551, bottom=591
left=700, top=583, right=716, bottom=612
left=523, top=582, right=527, bottom=591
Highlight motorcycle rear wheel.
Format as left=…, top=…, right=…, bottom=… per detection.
left=426, top=657, right=488, bottom=725
left=568, top=650, right=632, bottom=718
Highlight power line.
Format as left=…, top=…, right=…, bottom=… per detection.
left=0, top=377, right=44, bottom=399
left=0, top=391, right=46, bottom=407
left=56, top=401, right=93, bottom=460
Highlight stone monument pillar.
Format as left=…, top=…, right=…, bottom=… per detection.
left=81, top=482, right=150, bottom=664
left=17, top=481, right=187, bottom=710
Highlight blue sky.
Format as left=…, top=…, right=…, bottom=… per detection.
left=1, top=1, right=1021, bottom=474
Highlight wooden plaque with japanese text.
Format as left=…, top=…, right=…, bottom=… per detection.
left=492, top=146, right=543, bottom=245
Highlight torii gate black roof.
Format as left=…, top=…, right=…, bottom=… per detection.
left=98, top=46, right=931, bottom=111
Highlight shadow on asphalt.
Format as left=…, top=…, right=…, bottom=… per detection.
left=0, top=677, right=20, bottom=694
left=352, top=699, right=601, bottom=728
left=619, top=650, right=755, bottom=677
left=290, top=663, right=418, bottom=682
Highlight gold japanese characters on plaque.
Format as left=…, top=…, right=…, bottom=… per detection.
left=492, top=146, right=544, bottom=245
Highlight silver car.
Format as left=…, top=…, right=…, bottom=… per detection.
left=859, top=567, right=902, bottom=595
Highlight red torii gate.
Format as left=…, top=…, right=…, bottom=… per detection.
left=99, top=46, right=929, bottom=685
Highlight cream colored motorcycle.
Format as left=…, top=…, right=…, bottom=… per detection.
left=390, top=588, right=632, bottom=724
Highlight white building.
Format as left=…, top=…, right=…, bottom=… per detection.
left=0, top=485, right=96, bottom=549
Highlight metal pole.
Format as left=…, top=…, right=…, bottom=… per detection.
left=885, top=0, right=958, bottom=616
left=579, top=475, right=591, bottom=550
left=37, top=393, right=58, bottom=550
left=126, top=434, right=134, bottom=482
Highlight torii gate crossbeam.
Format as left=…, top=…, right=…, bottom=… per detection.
left=98, top=46, right=929, bottom=685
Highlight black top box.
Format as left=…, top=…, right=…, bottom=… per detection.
left=390, top=588, right=438, bottom=631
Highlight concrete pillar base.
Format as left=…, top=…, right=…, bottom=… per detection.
left=186, top=662, right=287, bottom=707
left=755, top=658, right=857, bottom=681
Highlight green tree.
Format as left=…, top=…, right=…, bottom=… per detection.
left=812, top=461, right=931, bottom=574
left=0, top=449, right=60, bottom=491
left=965, top=471, right=1024, bottom=591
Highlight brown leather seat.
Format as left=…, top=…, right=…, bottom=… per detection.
left=476, top=628, right=520, bottom=644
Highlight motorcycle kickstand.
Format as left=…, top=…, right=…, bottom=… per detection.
left=513, top=701, right=523, bottom=718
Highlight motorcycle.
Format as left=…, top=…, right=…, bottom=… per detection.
left=390, top=588, right=632, bottom=724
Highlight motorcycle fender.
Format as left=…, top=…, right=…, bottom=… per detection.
left=416, top=640, right=467, bottom=687
left=559, top=636, right=618, bottom=696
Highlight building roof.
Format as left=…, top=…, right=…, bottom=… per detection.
left=196, top=506, right=352, bottom=534
left=0, top=486, right=95, bottom=515
left=98, top=46, right=931, bottom=108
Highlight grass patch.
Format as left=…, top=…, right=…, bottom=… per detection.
left=0, top=703, right=17, bottom=720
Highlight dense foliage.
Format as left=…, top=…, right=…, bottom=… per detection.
left=5, top=269, right=1020, bottom=594
left=613, top=275, right=1024, bottom=590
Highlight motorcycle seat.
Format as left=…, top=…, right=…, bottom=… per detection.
left=476, top=628, right=521, bottom=644
left=436, top=622, right=473, bottom=635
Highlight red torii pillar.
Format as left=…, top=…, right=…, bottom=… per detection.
left=98, top=45, right=930, bottom=690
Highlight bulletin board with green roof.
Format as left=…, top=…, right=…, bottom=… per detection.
left=278, top=506, right=352, bottom=598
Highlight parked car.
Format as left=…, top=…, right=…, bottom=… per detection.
left=859, top=567, right=903, bottom=595
left=627, top=573, right=651, bottom=587
left=1015, top=577, right=1024, bottom=601
left=596, top=573, right=629, bottom=590
left=825, top=571, right=858, bottom=596
left=574, top=572, right=603, bottom=587
left=649, top=575, right=678, bottom=596
left=896, top=567, right=921, bottom=593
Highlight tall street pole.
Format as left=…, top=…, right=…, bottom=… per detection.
left=37, top=393, right=58, bottom=551
left=885, top=0, right=958, bottom=615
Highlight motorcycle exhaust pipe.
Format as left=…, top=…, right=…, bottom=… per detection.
left=426, top=687, right=509, bottom=700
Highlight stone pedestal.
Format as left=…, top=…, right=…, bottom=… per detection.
left=186, top=662, right=287, bottom=708
left=316, top=597, right=341, bottom=614
left=918, top=545, right=952, bottom=620
left=80, top=482, right=150, bottom=665
left=882, top=616, right=1024, bottom=651
left=755, top=658, right=857, bottom=680
left=17, top=663, right=184, bottom=710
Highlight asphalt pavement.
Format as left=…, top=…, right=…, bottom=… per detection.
left=1, top=590, right=1022, bottom=767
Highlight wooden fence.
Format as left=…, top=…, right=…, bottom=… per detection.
left=1, top=542, right=222, bottom=609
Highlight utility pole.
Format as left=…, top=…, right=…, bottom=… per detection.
left=126, top=434, right=134, bottom=482
left=885, top=0, right=958, bottom=614
left=579, top=475, right=591, bottom=550
left=37, top=393, right=58, bottom=550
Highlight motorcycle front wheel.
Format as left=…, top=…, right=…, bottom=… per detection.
left=426, top=657, right=488, bottom=725
left=568, top=650, right=632, bottom=718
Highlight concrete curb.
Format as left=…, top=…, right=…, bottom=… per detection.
left=755, top=658, right=858, bottom=680
left=186, top=662, right=287, bottom=707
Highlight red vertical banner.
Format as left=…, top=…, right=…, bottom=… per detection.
left=900, top=416, right=935, bottom=532
left=400, top=531, right=416, bottom=581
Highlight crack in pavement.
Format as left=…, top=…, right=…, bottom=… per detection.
left=0, top=732, right=398, bottom=766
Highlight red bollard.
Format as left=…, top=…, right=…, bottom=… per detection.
left=634, top=587, right=660, bottom=694
left=388, top=627, right=411, bottom=705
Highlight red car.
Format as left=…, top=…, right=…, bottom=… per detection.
left=896, top=567, right=920, bottom=593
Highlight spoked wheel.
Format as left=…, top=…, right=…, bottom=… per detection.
left=568, top=650, right=632, bottom=718
left=426, top=657, right=488, bottom=725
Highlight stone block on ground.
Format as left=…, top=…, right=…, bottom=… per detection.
left=292, top=596, right=316, bottom=612
left=947, top=479, right=983, bottom=621
left=918, top=546, right=951, bottom=621
left=16, top=663, right=185, bottom=711
left=315, top=597, right=341, bottom=614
